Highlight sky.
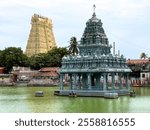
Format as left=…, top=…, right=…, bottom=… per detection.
left=0, top=0, right=150, bottom=59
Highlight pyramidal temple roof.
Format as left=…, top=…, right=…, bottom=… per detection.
left=79, top=6, right=110, bottom=56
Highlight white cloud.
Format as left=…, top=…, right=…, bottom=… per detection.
left=0, top=0, right=150, bottom=58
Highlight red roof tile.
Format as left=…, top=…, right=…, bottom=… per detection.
left=0, top=67, right=5, bottom=69
left=39, top=67, right=59, bottom=72
left=34, top=72, right=59, bottom=77
left=127, top=59, right=150, bottom=65
left=33, top=67, right=60, bottom=77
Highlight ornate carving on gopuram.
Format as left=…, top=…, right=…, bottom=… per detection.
left=25, top=14, right=56, bottom=57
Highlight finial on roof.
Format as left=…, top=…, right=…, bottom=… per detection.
left=93, top=4, right=96, bottom=13
left=92, top=4, right=96, bottom=17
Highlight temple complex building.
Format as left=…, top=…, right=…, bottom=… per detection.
left=127, top=59, right=150, bottom=86
left=55, top=6, right=132, bottom=97
left=25, top=14, right=56, bottom=57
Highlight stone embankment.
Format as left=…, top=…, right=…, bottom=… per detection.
left=0, top=80, right=59, bottom=87
left=27, top=79, right=59, bottom=86
left=0, top=81, right=15, bottom=86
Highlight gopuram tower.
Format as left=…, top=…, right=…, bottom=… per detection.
left=25, top=14, right=56, bottom=57
left=55, top=5, right=132, bottom=98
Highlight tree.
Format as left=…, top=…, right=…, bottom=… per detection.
left=68, top=36, right=79, bottom=55
left=29, top=53, right=46, bottom=70
left=28, top=47, right=68, bottom=69
left=45, top=47, right=68, bottom=67
left=0, top=50, right=3, bottom=66
left=0, top=46, right=68, bottom=71
left=140, top=52, right=147, bottom=59
left=1, top=47, right=28, bottom=72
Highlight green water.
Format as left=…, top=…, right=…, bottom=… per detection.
left=0, top=86, right=150, bottom=113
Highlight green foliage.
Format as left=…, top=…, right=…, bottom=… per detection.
left=68, top=36, right=79, bottom=55
left=0, top=47, right=29, bottom=72
left=28, top=47, right=68, bottom=70
left=29, top=53, right=47, bottom=70
left=0, top=50, right=3, bottom=66
left=0, top=47, right=68, bottom=72
left=140, top=52, right=147, bottom=59
left=46, top=47, right=69, bottom=67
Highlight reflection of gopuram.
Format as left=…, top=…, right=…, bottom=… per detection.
left=25, top=14, right=56, bottom=57
left=55, top=5, right=132, bottom=98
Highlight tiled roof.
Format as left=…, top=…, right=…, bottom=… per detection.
left=33, top=72, right=59, bottom=77
left=33, top=67, right=60, bottom=77
left=39, top=67, right=59, bottom=72
left=127, top=59, right=150, bottom=65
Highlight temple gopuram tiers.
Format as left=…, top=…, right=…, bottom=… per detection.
left=55, top=6, right=132, bottom=98
left=25, top=14, right=56, bottom=57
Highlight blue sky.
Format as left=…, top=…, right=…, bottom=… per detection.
left=0, top=0, right=150, bottom=59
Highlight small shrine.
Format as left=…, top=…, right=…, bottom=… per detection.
left=55, top=5, right=132, bottom=97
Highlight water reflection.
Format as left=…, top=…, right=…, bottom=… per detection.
left=0, top=87, right=150, bottom=113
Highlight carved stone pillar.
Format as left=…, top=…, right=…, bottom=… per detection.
left=60, top=74, right=64, bottom=90
left=112, top=73, right=115, bottom=90
left=82, top=74, right=87, bottom=89
left=73, top=74, right=77, bottom=90
left=88, top=73, right=92, bottom=90
left=126, top=73, right=130, bottom=90
left=119, top=73, right=123, bottom=89
left=69, top=74, right=72, bottom=90
left=103, top=73, right=107, bottom=90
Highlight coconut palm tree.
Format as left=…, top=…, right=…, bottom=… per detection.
left=140, top=52, right=147, bottom=59
left=68, top=36, right=79, bottom=55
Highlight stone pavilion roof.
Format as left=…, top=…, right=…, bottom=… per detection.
left=61, top=7, right=131, bottom=73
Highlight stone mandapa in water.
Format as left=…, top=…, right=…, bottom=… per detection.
left=56, top=5, right=132, bottom=98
